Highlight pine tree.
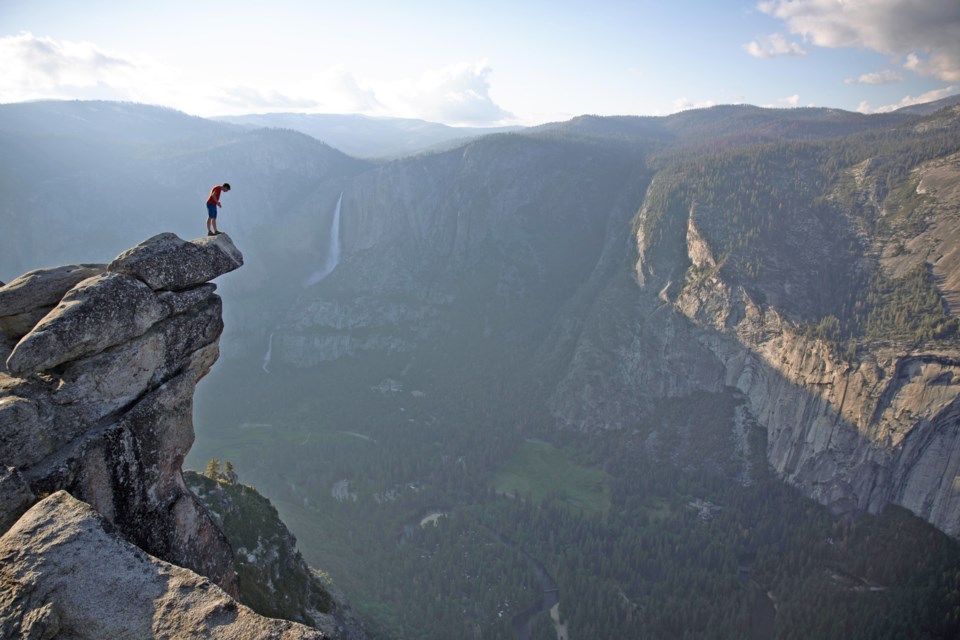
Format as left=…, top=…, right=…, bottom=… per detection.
left=223, top=459, right=238, bottom=484
left=204, top=458, right=221, bottom=479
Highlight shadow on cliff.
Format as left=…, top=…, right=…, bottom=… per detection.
left=663, top=284, right=960, bottom=538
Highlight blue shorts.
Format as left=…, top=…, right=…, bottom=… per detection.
left=207, top=202, right=218, bottom=219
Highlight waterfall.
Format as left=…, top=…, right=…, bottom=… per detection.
left=262, top=333, right=274, bottom=373
left=303, top=192, right=343, bottom=287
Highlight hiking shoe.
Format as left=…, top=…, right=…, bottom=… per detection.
left=215, top=231, right=223, bottom=235
left=207, top=231, right=215, bottom=236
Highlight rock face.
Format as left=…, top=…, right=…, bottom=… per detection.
left=0, top=264, right=106, bottom=341
left=0, top=491, right=325, bottom=640
left=6, top=272, right=167, bottom=374
left=109, top=232, right=245, bottom=291
left=0, top=233, right=242, bottom=595
left=0, top=233, right=331, bottom=633
left=675, top=274, right=960, bottom=535
left=632, top=153, right=960, bottom=536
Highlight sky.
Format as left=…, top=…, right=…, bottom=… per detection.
left=0, top=0, right=958, bottom=126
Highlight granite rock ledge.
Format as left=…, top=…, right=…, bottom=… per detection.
left=0, top=233, right=330, bottom=638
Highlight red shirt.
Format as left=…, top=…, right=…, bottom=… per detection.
left=207, top=185, right=224, bottom=205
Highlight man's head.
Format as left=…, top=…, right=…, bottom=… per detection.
left=222, top=183, right=231, bottom=192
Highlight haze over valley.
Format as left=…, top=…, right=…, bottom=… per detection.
left=2, top=94, right=960, bottom=637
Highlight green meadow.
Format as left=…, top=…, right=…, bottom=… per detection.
left=492, top=440, right=611, bottom=517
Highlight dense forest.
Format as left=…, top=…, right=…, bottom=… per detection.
left=643, top=107, right=960, bottom=350
left=195, top=374, right=960, bottom=639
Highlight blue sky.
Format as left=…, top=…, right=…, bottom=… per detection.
left=0, top=0, right=957, bottom=125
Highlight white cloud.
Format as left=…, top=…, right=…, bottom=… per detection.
left=760, top=95, right=803, bottom=108
left=0, top=32, right=144, bottom=102
left=758, top=0, right=960, bottom=82
left=220, top=87, right=320, bottom=110
left=844, top=69, right=903, bottom=85
left=304, top=62, right=514, bottom=124
left=0, top=31, right=225, bottom=112
left=0, top=33, right=374, bottom=116
left=744, top=33, right=808, bottom=58
left=903, top=52, right=959, bottom=83
left=857, top=85, right=958, bottom=113
left=327, top=70, right=382, bottom=112
left=672, top=97, right=717, bottom=112
left=382, top=60, right=514, bottom=125
left=0, top=33, right=513, bottom=124
left=231, top=68, right=384, bottom=115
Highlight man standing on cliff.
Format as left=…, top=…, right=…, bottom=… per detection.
left=206, top=182, right=231, bottom=236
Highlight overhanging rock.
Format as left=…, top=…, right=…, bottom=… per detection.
left=108, top=232, right=244, bottom=291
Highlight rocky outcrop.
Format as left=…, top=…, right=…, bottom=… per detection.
left=0, top=232, right=370, bottom=637
left=0, top=265, right=108, bottom=372
left=0, top=466, right=33, bottom=534
left=109, top=231, right=244, bottom=291
left=0, top=491, right=324, bottom=639
left=0, top=233, right=288, bottom=628
left=6, top=272, right=167, bottom=374
left=0, top=234, right=241, bottom=594
left=882, top=152, right=960, bottom=315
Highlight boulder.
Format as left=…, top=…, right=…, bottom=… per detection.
left=26, top=373, right=238, bottom=590
left=6, top=273, right=166, bottom=375
left=0, top=335, right=12, bottom=374
left=0, top=264, right=105, bottom=317
left=0, top=395, right=44, bottom=468
left=0, top=491, right=326, bottom=640
left=158, top=283, right=218, bottom=316
left=0, top=295, right=223, bottom=471
left=0, top=305, right=57, bottom=343
left=0, top=265, right=106, bottom=343
left=108, top=232, right=243, bottom=291
left=0, top=466, right=34, bottom=535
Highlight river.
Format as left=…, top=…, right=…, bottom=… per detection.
left=511, top=558, right=565, bottom=640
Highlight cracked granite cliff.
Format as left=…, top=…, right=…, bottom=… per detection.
left=0, top=233, right=365, bottom=639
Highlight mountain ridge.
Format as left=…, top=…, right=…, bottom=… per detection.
left=215, top=111, right=523, bottom=159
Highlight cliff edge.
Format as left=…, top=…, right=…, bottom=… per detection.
left=0, top=233, right=337, bottom=638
